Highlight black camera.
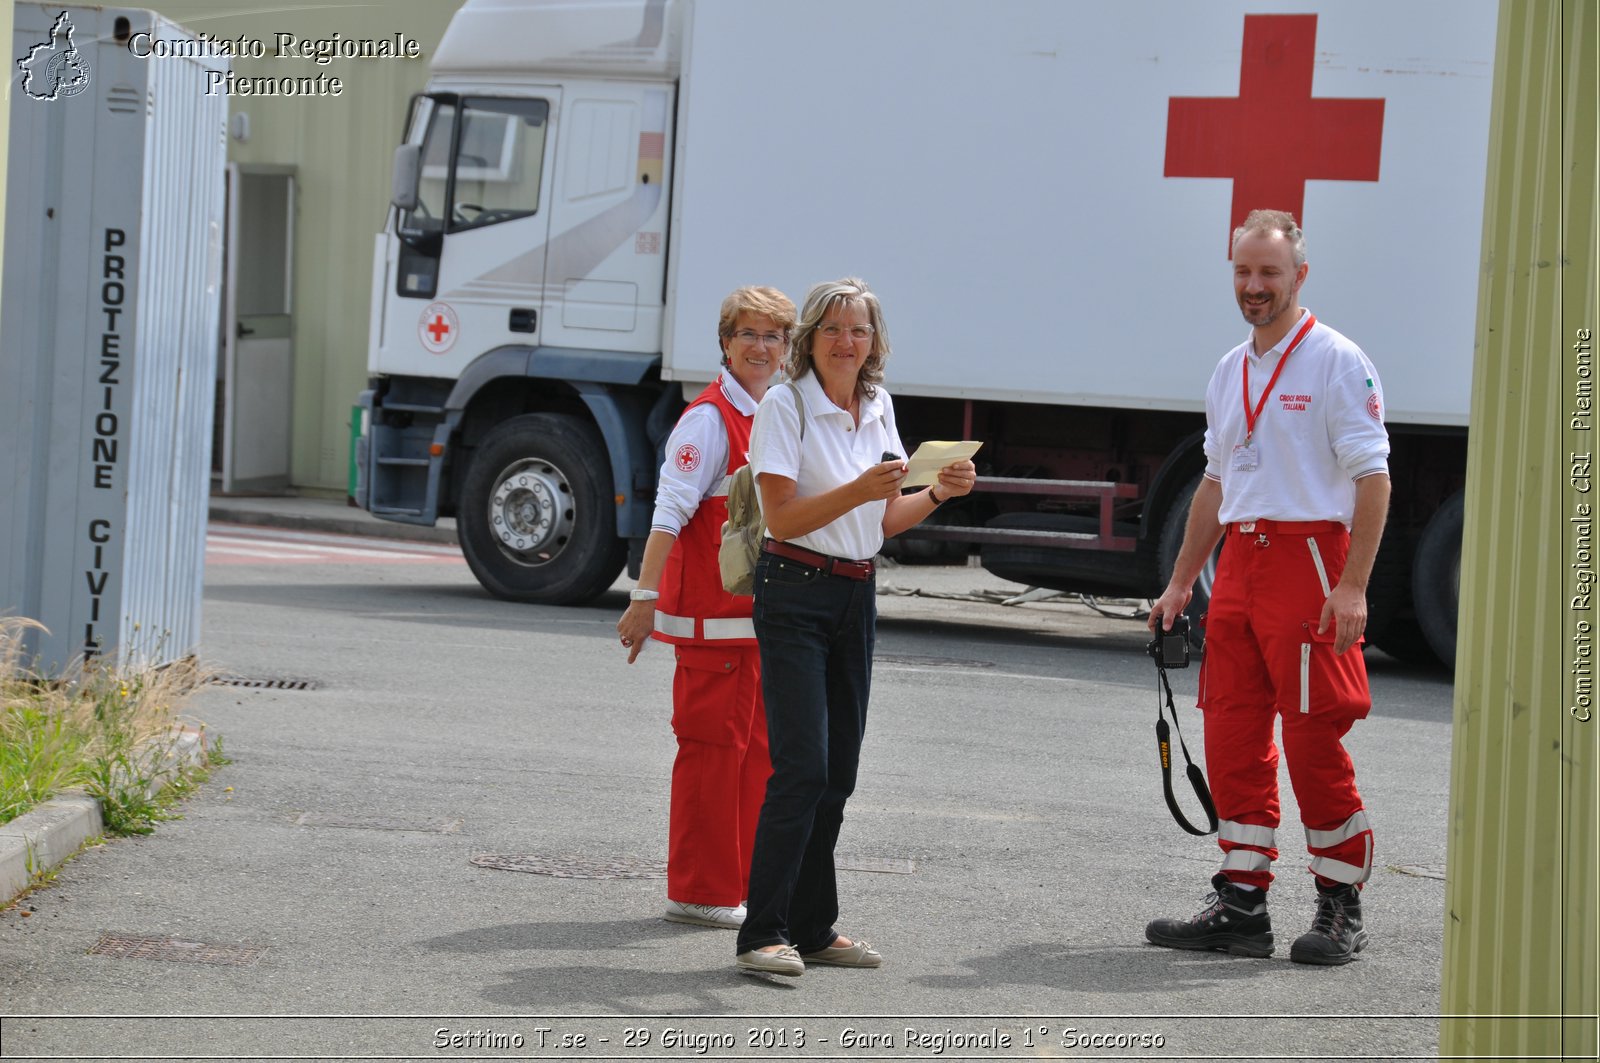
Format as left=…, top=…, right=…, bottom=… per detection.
left=1147, top=615, right=1191, bottom=669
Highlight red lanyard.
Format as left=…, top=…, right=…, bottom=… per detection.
left=1242, top=313, right=1316, bottom=442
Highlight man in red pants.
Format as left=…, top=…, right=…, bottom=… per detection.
left=617, top=287, right=795, bottom=929
left=1146, top=210, right=1390, bottom=966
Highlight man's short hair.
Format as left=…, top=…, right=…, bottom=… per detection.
left=1232, top=209, right=1307, bottom=267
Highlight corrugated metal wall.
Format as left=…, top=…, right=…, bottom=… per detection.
left=1442, top=0, right=1598, bottom=1057
left=119, top=17, right=229, bottom=667
left=149, top=1, right=464, bottom=494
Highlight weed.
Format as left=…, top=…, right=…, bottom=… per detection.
left=1, top=618, right=223, bottom=836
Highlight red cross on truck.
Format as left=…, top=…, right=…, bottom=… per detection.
left=1165, top=14, right=1387, bottom=254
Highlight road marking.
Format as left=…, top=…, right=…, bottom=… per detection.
left=206, top=526, right=462, bottom=565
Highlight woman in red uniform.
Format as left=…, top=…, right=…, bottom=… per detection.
left=616, top=286, right=796, bottom=929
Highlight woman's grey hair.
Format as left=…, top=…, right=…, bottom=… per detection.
left=1231, top=209, right=1307, bottom=268
left=785, top=276, right=890, bottom=399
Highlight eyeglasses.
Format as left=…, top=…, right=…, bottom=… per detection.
left=817, top=324, right=874, bottom=341
left=733, top=330, right=787, bottom=347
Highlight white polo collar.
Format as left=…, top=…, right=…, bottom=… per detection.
left=718, top=369, right=763, bottom=416
left=1245, top=307, right=1312, bottom=364
left=792, top=369, right=885, bottom=427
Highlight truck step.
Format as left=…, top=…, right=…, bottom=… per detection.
left=378, top=402, right=446, bottom=415
left=376, top=457, right=431, bottom=467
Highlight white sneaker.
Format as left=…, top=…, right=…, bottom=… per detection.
left=663, top=900, right=746, bottom=929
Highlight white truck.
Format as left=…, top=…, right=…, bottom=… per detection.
left=356, top=0, right=1496, bottom=667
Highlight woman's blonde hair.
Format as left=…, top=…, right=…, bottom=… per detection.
left=717, top=286, right=797, bottom=365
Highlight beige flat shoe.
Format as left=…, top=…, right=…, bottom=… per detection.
left=736, top=945, right=804, bottom=977
left=800, top=937, right=882, bottom=968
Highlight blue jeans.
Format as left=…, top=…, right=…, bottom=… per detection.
left=736, top=551, right=876, bottom=954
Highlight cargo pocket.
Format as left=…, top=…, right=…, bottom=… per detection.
left=672, top=644, right=749, bottom=744
left=1298, top=619, right=1370, bottom=719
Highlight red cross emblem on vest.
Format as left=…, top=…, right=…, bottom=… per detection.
left=1164, top=14, right=1386, bottom=255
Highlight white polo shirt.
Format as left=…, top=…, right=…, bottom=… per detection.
left=649, top=371, right=759, bottom=536
left=1202, top=310, right=1390, bottom=525
left=749, top=370, right=907, bottom=561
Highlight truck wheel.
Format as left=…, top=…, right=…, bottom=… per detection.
left=457, top=413, right=626, bottom=605
left=1157, top=475, right=1220, bottom=648
left=1412, top=489, right=1463, bottom=669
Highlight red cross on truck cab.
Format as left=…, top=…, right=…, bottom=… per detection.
left=1164, top=14, right=1386, bottom=255
left=417, top=302, right=458, bottom=354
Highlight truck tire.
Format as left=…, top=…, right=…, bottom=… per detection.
left=457, top=413, right=627, bottom=605
left=1156, top=474, right=1220, bottom=647
left=1412, top=489, right=1463, bottom=669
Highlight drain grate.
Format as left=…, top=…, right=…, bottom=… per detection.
left=836, top=853, right=916, bottom=875
left=1391, top=864, right=1447, bottom=881
left=211, top=675, right=320, bottom=691
left=874, top=653, right=994, bottom=669
left=295, top=813, right=462, bottom=833
left=89, top=934, right=266, bottom=966
left=470, top=853, right=667, bottom=879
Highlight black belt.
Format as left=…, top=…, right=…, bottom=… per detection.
left=761, top=540, right=874, bottom=581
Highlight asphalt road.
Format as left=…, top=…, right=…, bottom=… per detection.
left=0, top=535, right=1456, bottom=1061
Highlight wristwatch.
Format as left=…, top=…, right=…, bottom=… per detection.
left=927, top=485, right=946, bottom=505
left=629, top=589, right=660, bottom=601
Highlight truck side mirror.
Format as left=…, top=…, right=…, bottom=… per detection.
left=391, top=144, right=422, bottom=211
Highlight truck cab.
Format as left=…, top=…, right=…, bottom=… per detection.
left=358, top=1, right=682, bottom=602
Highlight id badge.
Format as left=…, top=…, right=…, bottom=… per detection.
left=1231, top=442, right=1260, bottom=472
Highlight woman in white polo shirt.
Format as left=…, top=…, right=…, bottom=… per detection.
left=733, top=277, right=977, bottom=976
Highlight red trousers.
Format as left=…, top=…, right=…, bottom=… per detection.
left=668, top=644, right=771, bottom=906
left=1199, top=521, right=1374, bottom=890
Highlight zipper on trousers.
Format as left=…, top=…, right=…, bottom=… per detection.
left=1299, top=643, right=1311, bottom=714
left=1306, top=537, right=1332, bottom=598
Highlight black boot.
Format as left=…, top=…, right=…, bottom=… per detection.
left=1290, top=882, right=1368, bottom=965
left=1146, top=874, right=1274, bottom=958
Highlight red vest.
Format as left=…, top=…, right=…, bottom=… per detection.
left=652, top=379, right=756, bottom=646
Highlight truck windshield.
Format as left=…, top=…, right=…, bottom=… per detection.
left=395, top=96, right=552, bottom=297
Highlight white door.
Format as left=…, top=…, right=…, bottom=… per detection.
left=222, top=164, right=294, bottom=494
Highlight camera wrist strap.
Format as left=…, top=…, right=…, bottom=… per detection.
left=1156, top=663, right=1218, bottom=836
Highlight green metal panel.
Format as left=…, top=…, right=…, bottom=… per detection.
left=1442, top=0, right=1598, bottom=1058
left=144, top=1, right=465, bottom=492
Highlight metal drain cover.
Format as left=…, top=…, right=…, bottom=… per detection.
left=836, top=853, right=916, bottom=874
left=211, top=675, right=320, bottom=691
left=295, top=813, right=462, bottom=833
left=874, top=653, right=994, bottom=669
left=89, top=934, right=266, bottom=966
left=470, top=853, right=667, bottom=879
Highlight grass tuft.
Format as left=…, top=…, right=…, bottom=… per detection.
left=1, top=618, right=222, bottom=835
